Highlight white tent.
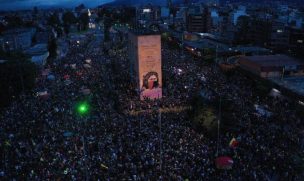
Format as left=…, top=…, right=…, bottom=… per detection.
left=84, top=64, right=91, bottom=68
left=80, top=88, right=91, bottom=95
left=70, top=64, right=77, bottom=69
left=85, top=59, right=92, bottom=64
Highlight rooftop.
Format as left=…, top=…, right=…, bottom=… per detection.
left=270, top=76, right=304, bottom=97
left=241, top=55, right=304, bottom=67
left=3, top=28, right=35, bottom=35
left=129, top=29, right=160, bottom=36
left=235, top=46, right=270, bottom=53
left=24, top=44, right=48, bottom=55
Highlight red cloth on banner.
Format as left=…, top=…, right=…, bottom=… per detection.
left=215, top=156, right=233, bottom=169
left=64, top=75, right=70, bottom=80
left=76, top=71, right=82, bottom=76
left=229, top=138, right=239, bottom=148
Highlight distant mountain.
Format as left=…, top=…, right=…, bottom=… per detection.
left=221, top=0, right=303, bottom=3
left=106, top=0, right=186, bottom=6
left=106, top=0, right=303, bottom=6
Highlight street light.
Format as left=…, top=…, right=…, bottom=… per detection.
left=77, top=102, right=89, bottom=116
left=75, top=101, right=90, bottom=181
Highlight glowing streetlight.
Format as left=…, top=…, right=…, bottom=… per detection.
left=75, top=101, right=90, bottom=181
left=77, top=102, right=89, bottom=115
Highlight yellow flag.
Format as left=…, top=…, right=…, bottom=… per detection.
left=5, top=141, right=11, bottom=146
left=100, top=163, right=108, bottom=170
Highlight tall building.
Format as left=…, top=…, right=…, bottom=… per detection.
left=183, top=0, right=190, bottom=5
left=202, top=6, right=212, bottom=32
left=270, top=21, right=290, bottom=51
left=186, top=7, right=211, bottom=33
left=218, top=11, right=235, bottom=41
left=167, top=0, right=172, bottom=8
left=187, top=14, right=205, bottom=32
left=289, top=27, right=304, bottom=57
left=128, top=30, right=162, bottom=100
left=137, top=5, right=160, bottom=23
left=248, top=18, right=272, bottom=47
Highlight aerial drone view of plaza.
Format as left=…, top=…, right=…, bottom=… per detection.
left=0, top=0, right=304, bottom=180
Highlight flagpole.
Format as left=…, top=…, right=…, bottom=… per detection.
left=158, top=105, right=162, bottom=177
left=216, top=96, right=221, bottom=156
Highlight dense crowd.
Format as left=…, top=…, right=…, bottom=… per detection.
left=0, top=31, right=303, bottom=181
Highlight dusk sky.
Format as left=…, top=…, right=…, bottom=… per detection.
left=0, top=0, right=114, bottom=10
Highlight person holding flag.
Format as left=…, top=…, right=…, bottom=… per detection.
left=229, top=137, right=239, bottom=149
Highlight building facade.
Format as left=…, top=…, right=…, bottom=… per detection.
left=239, top=55, right=304, bottom=78
left=128, top=30, right=162, bottom=100
left=1, top=28, right=36, bottom=51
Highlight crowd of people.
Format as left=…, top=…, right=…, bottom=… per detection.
left=0, top=30, right=303, bottom=180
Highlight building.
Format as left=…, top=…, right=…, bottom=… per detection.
left=35, top=31, right=51, bottom=44
left=248, top=18, right=272, bottom=47
left=218, top=11, right=235, bottom=43
left=128, top=30, right=162, bottom=100
left=232, top=6, right=248, bottom=25
left=239, top=55, right=304, bottom=78
left=161, top=7, right=170, bottom=18
left=137, top=5, right=160, bottom=24
left=270, top=21, right=290, bottom=51
left=186, top=7, right=211, bottom=33
left=187, top=14, right=205, bottom=32
left=202, top=0, right=219, bottom=6
left=24, top=43, right=49, bottom=66
left=1, top=28, right=36, bottom=51
left=288, top=27, right=304, bottom=57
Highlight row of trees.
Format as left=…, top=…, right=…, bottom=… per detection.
left=97, top=7, right=136, bottom=42
left=190, top=94, right=239, bottom=138
left=47, top=11, right=89, bottom=36
left=0, top=51, right=37, bottom=109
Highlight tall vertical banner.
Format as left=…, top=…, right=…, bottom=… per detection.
left=137, top=35, right=162, bottom=100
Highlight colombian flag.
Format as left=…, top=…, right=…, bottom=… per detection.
left=229, top=138, right=238, bottom=148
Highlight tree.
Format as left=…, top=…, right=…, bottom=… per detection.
left=97, top=7, right=111, bottom=19
left=235, top=15, right=251, bottom=45
left=0, top=23, right=5, bottom=35
left=75, top=4, right=85, bottom=12
left=0, top=51, right=37, bottom=108
left=4, top=15, right=23, bottom=28
left=64, top=25, right=70, bottom=36
left=63, top=11, right=77, bottom=26
left=48, top=38, right=57, bottom=58
left=79, top=12, right=89, bottom=31
left=31, top=35, right=37, bottom=45
left=121, top=7, right=136, bottom=24
left=33, top=6, right=38, bottom=15
left=55, top=27, right=63, bottom=38
left=190, top=93, right=241, bottom=138
left=103, top=17, right=113, bottom=42
left=62, top=11, right=77, bottom=35
left=47, top=13, right=60, bottom=27
left=168, top=24, right=176, bottom=30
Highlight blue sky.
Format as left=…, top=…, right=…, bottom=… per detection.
left=0, top=0, right=114, bottom=10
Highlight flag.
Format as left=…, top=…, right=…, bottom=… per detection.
left=229, top=138, right=238, bottom=148
left=100, top=163, right=108, bottom=170
left=5, top=141, right=11, bottom=147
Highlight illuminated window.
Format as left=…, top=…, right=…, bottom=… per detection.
left=277, top=29, right=283, bottom=33
left=143, top=9, right=151, bottom=13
